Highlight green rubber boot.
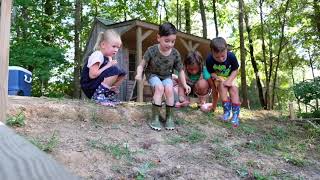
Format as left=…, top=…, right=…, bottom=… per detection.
left=165, top=105, right=175, bottom=130
left=149, top=104, right=162, bottom=131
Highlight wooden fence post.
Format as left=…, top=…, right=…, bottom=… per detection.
left=289, top=102, right=295, bottom=120
left=0, top=0, right=13, bottom=122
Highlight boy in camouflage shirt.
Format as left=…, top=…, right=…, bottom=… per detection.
left=136, top=22, right=190, bottom=131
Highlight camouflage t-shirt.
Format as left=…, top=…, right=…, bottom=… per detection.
left=143, top=44, right=183, bottom=80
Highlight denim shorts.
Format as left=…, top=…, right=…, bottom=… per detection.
left=148, top=76, right=173, bottom=87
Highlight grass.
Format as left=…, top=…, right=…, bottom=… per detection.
left=211, top=137, right=223, bottom=144
left=167, top=128, right=207, bottom=145
left=136, top=161, right=156, bottom=180
left=211, top=144, right=239, bottom=165
left=91, top=110, right=103, bottom=128
left=282, top=153, right=308, bottom=167
left=242, top=126, right=290, bottom=154
left=235, top=123, right=258, bottom=135
left=88, top=139, right=134, bottom=161
left=6, top=111, right=25, bottom=127
left=30, top=131, right=59, bottom=152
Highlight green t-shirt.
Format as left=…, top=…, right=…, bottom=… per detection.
left=143, top=44, right=183, bottom=80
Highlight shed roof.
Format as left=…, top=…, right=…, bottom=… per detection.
left=85, top=18, right=212, bottom=61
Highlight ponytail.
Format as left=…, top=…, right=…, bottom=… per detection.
left=93, top=30, right=122, bottom=51
left=93, top=31, right=105, bottom=51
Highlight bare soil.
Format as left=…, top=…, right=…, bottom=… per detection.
left=5, top=96, right=320, bottom=179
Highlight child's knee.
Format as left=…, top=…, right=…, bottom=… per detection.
left=154, top=85, right=164, bottom=94
left=229, top=86, right=239, bottom=95
left=164, top=85, right=174, bottom=96
left=195, top=79, right=209, bottom=94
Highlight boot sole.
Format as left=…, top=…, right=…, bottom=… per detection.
left=149, top=124, right=161, bottom=131
left=165, top=127, right=175, bottom=130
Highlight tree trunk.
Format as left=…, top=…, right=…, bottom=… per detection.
left=124, top=0, right=127, bottom=21
left=271, top=0, right=290, bottom=109
left=238, top=0, right=248, bottom=108
left=259, top=0, right=269, bottom=109
left=163, top=0, right=169, bottom=21
left=287, top=51, right=301, bottom=112
left=307, top=48, right=319, bottom=110
left=212, top=0, right=219, bottom=37
left=73, top=0, right=82, bottom=98
left=267, top=32, right=273, bottom=108
left=43, top=0, right=54, bottom=43
left=199, top=0, right=207, bottom=38
left=244, top=5, right=266, bottom=109
left=176, top=0, right=179, bottom=29
left=185, top=0, right=191, bottom=34
left=313, top=0, right=320, bottom=38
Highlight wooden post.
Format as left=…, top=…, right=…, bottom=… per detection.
left=0, top=0, right=13, bottom=122
left=136, top=26, right=143, bottom=102
left=289, top=102, right=295, bottom=120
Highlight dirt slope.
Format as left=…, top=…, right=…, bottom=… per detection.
left=6, top=96, right=320, bottom=179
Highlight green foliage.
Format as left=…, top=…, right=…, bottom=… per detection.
left=293, top=77, right=320, bottom=111
left=6, top=111, right=25, bottom=127
left=30, top=131, right=59, bottom=152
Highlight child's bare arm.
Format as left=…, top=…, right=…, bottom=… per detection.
left=135, top=59, right=146, bottom=80
left=179, top=69, right=191, bottom=94
left=224, top=70, right=238, bottom=87
left=89, top=58, right=117, bottom=79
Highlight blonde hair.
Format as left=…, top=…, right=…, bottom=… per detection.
left=93, top=29, right=122, bottom=51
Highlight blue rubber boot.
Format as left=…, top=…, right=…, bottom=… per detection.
left=221, top=101, right=232, bottom=121
left=231, top=104, right=240, bottom=128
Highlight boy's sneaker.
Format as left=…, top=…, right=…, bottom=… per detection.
left=231, top=104, right=240, bottom=128
left=221, top=101, right=232, bottom=121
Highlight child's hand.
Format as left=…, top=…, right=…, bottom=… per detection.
left=135, top=73, right=143, bottom=81
left=109, top=59, right=118, bottom=66
left=184, top=85, right=191, bottom=95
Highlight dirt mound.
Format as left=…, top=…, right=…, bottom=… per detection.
left=6, top=96, right=320, bottom=179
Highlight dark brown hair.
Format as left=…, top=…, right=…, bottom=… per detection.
left=159, top=22, right=177, bottom=37
left=184, top=51, right=203, bottom=69
left=210, top=37, right=227, bottom=53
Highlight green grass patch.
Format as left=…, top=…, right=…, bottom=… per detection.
left=30, top=131, right=59, bottom=152
left=167, top=128, right=207, bottom=145
left=186, top=129, right=207, bottom=143
left=174, top=118, right=191, bottom=126
left=211, top=137, right=223, bottom=144
left=136, top=161, right=156, bottom=180
left=235, top=124, right=258, bottom=135
left=211, top=144, right=239, bottom=165
left=243, top=126, right=291, bottom=154
left=6, top=111, right=26, bottom=127
left=282, top=153, right=308, bottom=167
left=88, top=139, right=134, bottom=160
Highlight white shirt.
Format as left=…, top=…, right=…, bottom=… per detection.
left=87, top=51, right=105, bottom=68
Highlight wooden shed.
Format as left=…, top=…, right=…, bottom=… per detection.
left=83, top=18, right=211, bottom=102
